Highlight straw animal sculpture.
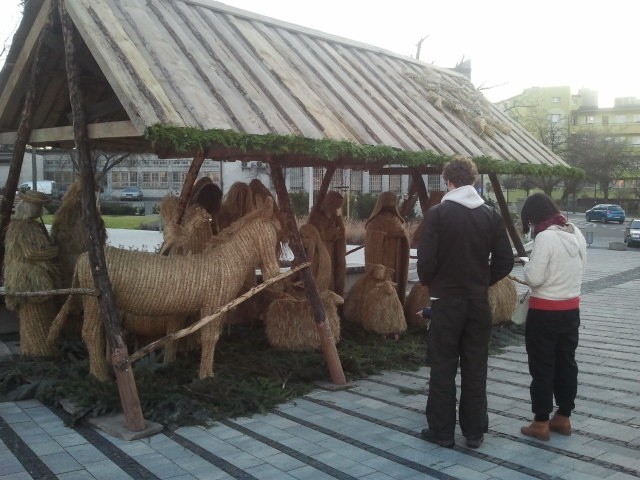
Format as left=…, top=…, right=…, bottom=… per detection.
left=488, top=277, right=518, bottom=325
left=4, top=197, right=59, bottom=357
left=343, top=264, right=393, bottom=325
left=404, top=284, right=430, bottom=328
left=365, top=192, right=410, bottom=304
left=307, top=191, right=346, bottom=296
left=299, top=223, right=332, bottom=291
left=265, top=290, right=343, bottom=351
left=249, top=178, right=289, bottom=244
left=159, top=195, right=213, bottom=255
left=362, top=280, right=407, bottom=338
left=48, top=198, right=282, bottom=380
left=217, top=182, right=254, bottom=231
left=191, top=177, right=223, bottom=234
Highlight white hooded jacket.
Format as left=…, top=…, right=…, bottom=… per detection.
left=524, top=223, right=587, bottom=301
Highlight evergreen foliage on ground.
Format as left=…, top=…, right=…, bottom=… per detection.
left=0, top=322, right=523, bottom=429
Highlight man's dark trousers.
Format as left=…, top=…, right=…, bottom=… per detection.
left=426, top=297, right=492, bottom=441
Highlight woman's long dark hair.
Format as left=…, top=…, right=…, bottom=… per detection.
left=520, top=193, right=560, bottom=234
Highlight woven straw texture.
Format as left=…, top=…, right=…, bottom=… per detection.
left=217, top=182, right=255, bottom=231
left=299, top=223, right=332, bottom=291
left=18, top=302, right=58, bottom=357
left=343, top=264, right=392, bottom=325
left=404, top=284, right=430, bottom=328
left=307, top=191, right=346, bottom=296
left=364, top=192, right=410, bottom=304
left=265, top=290, right=342, bottom=351
left=488, top=277, right=518, bottom=325
left=362, top=280, right=407, bottom=336
left=51, top=199, right=281, bottom=380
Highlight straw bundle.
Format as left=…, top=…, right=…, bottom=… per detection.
left=18, top=302, right=58, bottom=357
left=49, top=198, right=282, bottom=380
left=365, top=192, right=410, bottom=304
left=307, top=191, right=346, bottom=296
left=404, top=284, right=431, bottom=328
left=362, top=281, right=407, bottom=337
left=343, top=264, right=392, bottom=324
left=265, top=290, right=342, bottom=351
left=488, top=277, right=518, bottom=325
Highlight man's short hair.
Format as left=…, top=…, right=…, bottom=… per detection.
left=442, top=156, right=478, bottom=187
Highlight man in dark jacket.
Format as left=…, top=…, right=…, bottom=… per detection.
left=417, top=156, right=514, bottom=449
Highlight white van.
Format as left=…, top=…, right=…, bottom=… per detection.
left=17, top=180, right=60, bottom=199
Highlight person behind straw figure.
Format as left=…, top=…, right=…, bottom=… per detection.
left=416, top=156, right=513, bottom=449
left=519, top=193, right=586, bottom=441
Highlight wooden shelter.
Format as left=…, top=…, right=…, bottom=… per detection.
left=0, top=0, right=578, bottom=433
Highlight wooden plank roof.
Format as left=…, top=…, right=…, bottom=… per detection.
left=0, top=0, right=572, bottom=173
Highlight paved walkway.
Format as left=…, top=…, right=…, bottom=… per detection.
left=2, top=245, right=640, bottom=479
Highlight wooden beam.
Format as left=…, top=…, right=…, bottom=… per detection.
left=0, top=0, right=53, bottom=117
left=270, top=160, right=346, bottom=386
left=315, top=164, right=336, bottom=208
left=0, top=120, right=141, bottom=145
left=488, top=173, right=526, bottom=257
left=409, top=168, right=430, bottom=215
left=0, top=0, right=57, bottom=272
left=60, top=1, right=145, bottom=432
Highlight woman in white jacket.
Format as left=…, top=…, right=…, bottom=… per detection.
left=519, top=193, right=587, bottom=441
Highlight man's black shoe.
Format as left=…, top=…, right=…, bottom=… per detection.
left=465, top=436, right=483, bottom=449
left=420, top=428, right=454, bottom=448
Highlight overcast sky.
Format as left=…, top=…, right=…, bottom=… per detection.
left=2, top=0, right=639, bottom=107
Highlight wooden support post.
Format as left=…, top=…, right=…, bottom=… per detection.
left=488, top=173, right=526, bottom=257
left=409, top=168, right=430, bottom=215
left=399, top=181, right=418, bottom=218
left=270, top=160, right=346, bottom=386
left=60, top=1, right=145, bottom=432
left=314, top=164, right=336, bottom=208
left=0, top=0, right=57, bottom=270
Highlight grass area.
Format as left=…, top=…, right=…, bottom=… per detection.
left=41, top=214, right=160, bottom=229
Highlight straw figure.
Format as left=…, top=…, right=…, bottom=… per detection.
left=365, top=191, right=410, bottom=304
left=307, top=191, right=346, bottom=297
left=343, top=264, right=393, bottom=325
left=487, top=276, right=518, bottom=325
left=362, top=279, right=407, bottom=338
left=217, top=182, right=254, bottom=231
left=191, top=177, right=223, bottom=234
left=48, top=198, right=282, bottom=380
left=4, top=191, right=59, bottom=357
left=159, top=195, right=213, bottom=255
left=404, top=284, right=430, bottom=328
left=265, top=290, right=343, bottom=351
left=298, top=223, right=332, bottom=291
left=50, top=180, right=107, bottom=300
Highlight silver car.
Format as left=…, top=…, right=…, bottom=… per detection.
left=623, top=219, right=640, bottom=248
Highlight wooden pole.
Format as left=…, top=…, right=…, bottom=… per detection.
left=59, top=1, right=145, bottom=431
left=314, top=164, right=337, bottom=208
left=488, top=173, right=526, bottom=257
left=270, top=160, right=346, bottom=385
left=176, top=150, right=205, bottom=225
left=409, top=168, right=430, bottom=215
left=399, top=181, right=418, bottom=218
left=0, top=0, right=57, bottom=271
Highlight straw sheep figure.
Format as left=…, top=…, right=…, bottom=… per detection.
left=362, top=280, right=407, bottom=338
left=307, top=191, right=346, bottom=297
left=404, top=284, right=431, bottom=328
left=365, top=191, right=410, bottom=305
left=4, top=191, right=59, bottom=357
left=265, top=290, right=343, bottom=351
left=343, top=264, right=393, bottom=325
left=488, top=277, right=518, bottom=325
left=48, top=198, right=282, bottom=380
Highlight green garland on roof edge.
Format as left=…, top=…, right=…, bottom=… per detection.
left=145, top=125, right=584, bottom=179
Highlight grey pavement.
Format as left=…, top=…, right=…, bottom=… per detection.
left=2, top=244, right=640, bottom=479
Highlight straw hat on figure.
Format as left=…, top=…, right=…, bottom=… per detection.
left=4, top=190, right=59, bottom=357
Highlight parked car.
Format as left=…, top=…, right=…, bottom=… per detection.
left=120, top=186, right=144, bottom=201
left=623, top=218, right=640, bottom=248
left=585, top=204, right=625, bottom=223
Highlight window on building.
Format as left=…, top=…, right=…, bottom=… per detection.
left=170, top=171, right=186, bottom=190
left=549, top=114, right=561, bottom=123
left=369, top=174, right=383, bottom=193
left=287, top=167, right=304, bottom=191
left=389, top=174, right=402, bottom=194
left=427, top=174, right=445, bottom=192
left=586, top=116, right=595, bottom=124
left=551, top=97, right=561, bottom=103
left=112, top=171, right=138, bottom=188
left=142, top=171, right=168, bottom=189
left=350, top=170, right=363, bottom=193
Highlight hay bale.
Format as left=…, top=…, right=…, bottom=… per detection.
left=488, top=277, right=518, bottom=325
left=265, top=290, right=343, bottom=351
left=343, top=264, right=392, bottom=324
left=362, top=280, right=407, bottom=336
left=404, top=284, right=430, bottom=328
